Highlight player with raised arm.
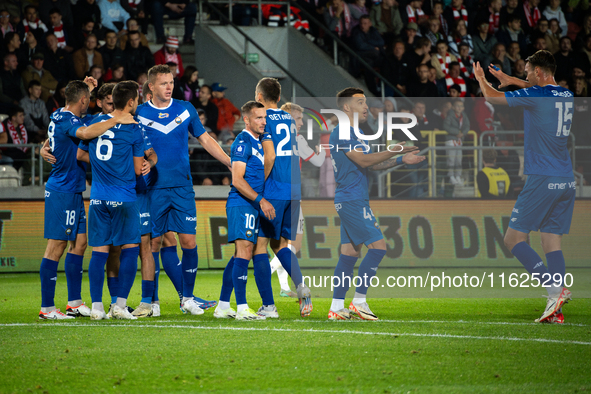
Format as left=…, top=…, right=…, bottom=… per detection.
left=268, top=102, right=326, bottom=298
left=39, top=78, right=136, bottom=320
left=475, top=50, right=575, bottom=323
left=136, top=65, right=231, bottom=315
left=86, top=81, right=147, bottom=320
left=215, top=101, right=276, bottom=320
left=328, top=88, right=424, bottom=320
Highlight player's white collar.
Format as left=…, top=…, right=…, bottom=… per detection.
left=267, top=108, right=282, bottom=111
left=147, top=99, right=173, bottom=110
left=242, top=129, right=259, bottom=140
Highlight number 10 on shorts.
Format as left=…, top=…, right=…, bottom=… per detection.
left=245, top=213, right=256, bottom=229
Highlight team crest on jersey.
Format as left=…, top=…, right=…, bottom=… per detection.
left=258, top=143, right=262, bottom=149
left=246, top=230, right=253, bottom=238
left=175, top=116, right=182, bottom=124
left=235, top=144, right=245, bottom=157
left=158, top=113, right=169, bottom=119
left=70, top=117, right=80, bottom=124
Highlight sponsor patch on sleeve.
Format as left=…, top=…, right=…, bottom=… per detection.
left=235, top=144, right=246, bottom=157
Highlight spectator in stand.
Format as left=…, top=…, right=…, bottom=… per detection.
left=19, top=80, right=50, bottom=136
left=154, top=36, right=184, bottom=78
left=369, top=0, right=403, bottom=43
left=471, top=93, right=494, bottom=141
left=46, top=80, right=66, bottom=114
left=178, top=65, right=198, bottom=102
left=443, top=0, right=468, bottom=34
left=39, top=0, right=74, bottom=29
left=71, top=19, right=98, bottom=51
left=443, top=98, right=469, bottom=186
left=496, top=14, right=527, bottom=56
left=407, top=63, right=440, bottom=96
left=425, top=16, right=445, bottom=48
left=431, top=2, right=448, bottom=37
left=1, top=107, right=33, bottom=178
left=554, top=36, right=591, bottom=81
left=0, top=53, right=26, bottom=108
left=472, top=19, right=497, bottom=63
left=458, top=41, right=474, bottom=78
left=72, top=0, right=101, bottom=40
left=475, top=0, right=502, bottom=35
left=108, top=63, right=125, bottom=82
left=402, top=22, right=419, bottom=53
left=529, top=35, right=547, bottom=56
left=17, top=6, right=48, bottom=47
left=448, top=19, right=473, bottom=57
left=118, top=17, right=149, bottom=49
left=1, top=10, right=15, bottom=38
left=348, top=0, right=368, bottom=30
left=547, top=18, right=562, bottom=50
left=499, top=0, right=524, bottom=28
left=120, top=0, right=147, bottom=33
left=429, top=63, right=448, bottom=96
left=210, top=82, right=240, bottom=133
left=72, top=34, right=103, bottom=79
left=98, top=0, right=130, bottom=35
left=484, top=42, right=511, bottom=75
left=512, top=58, right=527, bottom=79
left=384, top=40, right=410, bottom=95
left=20, top=32, right=44, bottom=71
left=522, top=0, right=541, bottom=34
left=406, top=37, right=432, bottom=81
left=573, top=76, right=588, bottom=97
left=350, top=15, right=385, bottom=95
left=21, top=52, right=58, bottom=101
left=477, top=149, right=511, bottom=198
left=137, top=71, right=146, bottom=102
left=99, top=30, right=126, bottom=71
left=444, top=61, right=467, bottom=96
left=167, top=61, right=184, bottom=100
left=364, top=98, right=383, bottom=134
left=581, top=34, right=591, bottom=66
left=152, top=0, right=197, bottom=45
left=448, top=83, right=462, bottom=96
left=47, top=8, right=74, bottom=54
left=404, top=0, right=428, bottom=28
left=431, top=100, right=451, bottom=130
left=431, top=40, right=457, bottom=79
left=506, top=41, right=521, bottom=69
left=191, top=84, right=219, bottom=134
left=89, top=64, right=104, bottom=85
left=575, top=14, right=591, bottom=49
left=2, top=32, right=22, bottom=62
left=123, top=30, right=153, bottom=80
left=543, top=0, right=567, bottom=37
left=534, top=17, right=557, bottom=53
left=325, top=0, right=354, bottom=41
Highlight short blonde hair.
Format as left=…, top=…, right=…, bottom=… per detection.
left=280, top=102, right=303, bottom=114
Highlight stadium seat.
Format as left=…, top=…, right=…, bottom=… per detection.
left=0, top=165, right=21, bottom=187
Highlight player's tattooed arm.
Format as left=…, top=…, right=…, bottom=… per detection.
left=75, top=112, right=137, bottom=140
left=40, top=139, right=56, bottom=164
left=368, top=151, right=425, bottom=171
left=145, top=147, right=157, bottom=168
left=232, top=161, right=276, bottom=220
left=262, top=140, right=275, bottom=180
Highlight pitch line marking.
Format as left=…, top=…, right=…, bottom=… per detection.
left=1, top=323, right=589, bottom=346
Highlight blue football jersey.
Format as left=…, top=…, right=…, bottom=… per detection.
left=329, top=125, right=371, bottom=203
left=136, top=99, right=206, bottom=189
left=227, top=130, right=265, bottom=208
left=87, top=114, right=145, bottom=202
left=262, top=108, right=301, bottom=201
left=505, top=85, right=574, bottom=177
left=45, top=108, right=87, bottom=194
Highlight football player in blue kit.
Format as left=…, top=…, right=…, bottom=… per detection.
left=214, top=101, right=276, bottom=320
left=476, top=50, right=575, bottom=323
left=39, top=78, right=136, bottom=320
left=85, top=81, right=147, bottom=320
left=328, top=88, right=424, bottom=321
left=136, top=65, right=231, bottom=315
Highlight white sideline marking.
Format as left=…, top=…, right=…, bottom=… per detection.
left=1, top=323, right=590, bottom=346
left=293, top=319, right=591, bottom=327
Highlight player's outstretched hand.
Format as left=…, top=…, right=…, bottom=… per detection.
left=114, top=112, right=138, bottom=125
left=393, top=141, right=419, bottom=154
left=141, top=159, right=151, bottom=176
left=474, top=61, right=486, bottom=82
left=487, top=64, right=512, bottom=88
left=402, top=151, right=426, bottom=165
left=260, top=198, right=276, bottom=221
left=83, top=76, right=98, bottom=92
left=40, top=143, right=56, bottom=164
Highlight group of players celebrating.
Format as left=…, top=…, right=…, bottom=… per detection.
left=38, top=49, right=574, bottom=324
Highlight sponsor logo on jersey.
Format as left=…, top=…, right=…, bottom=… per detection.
left=45, top=190, right=50, bottom=198
left=512, top=208, right=519, bottom=213
left=186, top=216, right=197, bottom=221
left=235, top=144, right=246, bottom=157
left=246, top=230, right=253, bottom=238
left=90, top=199, right=101, bottom=205
left=105, top=201, right=122, bottom=207
left=140, top=213, right=150, bottom=218
left=142, top=221, right=149, bottom=226
left=547, top=182, right=576, bottom=190
left=175, top=117, right=182, bottom=124
left=158, top=113, right=169, bottom=119
left=551, top=90, right=573, bottom=98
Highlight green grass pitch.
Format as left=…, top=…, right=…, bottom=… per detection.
left=0, top=271, right=590, bottom=393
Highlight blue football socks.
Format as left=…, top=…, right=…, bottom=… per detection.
left=356, top=249, right=386, bottom=295
left=88, top=251, right=109, bottom=304
left=40, top=258, right=59, bottom=308
left=276, top=247, right=304, bottom=288
left=160, top=246, right=183, bottom=301
left=219, top=256, right=235, bottom=303
left=181, top=247, right=198, bottom=299
left=253, top=253, right=274, bottom=306
left=232, top=257, right=249, bottom=306
left=64, top=253, right=83, bottom=302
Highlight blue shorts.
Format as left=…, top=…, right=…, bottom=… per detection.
left=336, top=199, right=384, bottom=247
left=44, top=189, right=86, bottom=241
left=137, top=191, right=151, bottom=236
left=149, top=186, right=196, bottom=238
left=258, top=200, right=300, bottom=241
left=226, top=205, right=260, bottom=243
left=88, top=200, right=141, bottom=247
left=509, top=175, right=576, bottom=235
